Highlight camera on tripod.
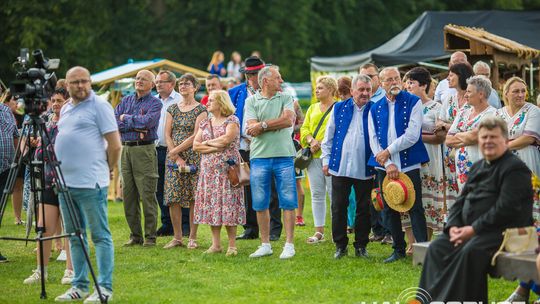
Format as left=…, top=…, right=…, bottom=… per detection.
left=9, top=48, right=60, bottom=116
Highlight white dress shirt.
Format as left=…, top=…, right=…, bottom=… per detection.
left=155, top=90, right=182, bottom=147
left=321, top=102, right=372, bottom=180
left=368, top=97, right=423, bottom=173
left=434, top=79, right=456, bottom=104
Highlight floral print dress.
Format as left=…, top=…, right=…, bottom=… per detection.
left=496, top=103, right=540, bottom=224
left=448, top=105, right=495, bottom=191
left=193, top=116, right=245, bottom=226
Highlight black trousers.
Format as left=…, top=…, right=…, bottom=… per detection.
left=418, top=232, right=502, bottom=301
left=239, top=150, right=282, bottom=237
left=378, top=168, right=427, bottom=254
left=331, top=176, right=373, bottom=249
left=157, top=146, right=189, bottom=234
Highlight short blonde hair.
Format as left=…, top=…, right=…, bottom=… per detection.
left=316, top=75, right=338, bottom=96
left=209, top=90, right=236, bottom=116
left=502, top=76, right=527, bottom=107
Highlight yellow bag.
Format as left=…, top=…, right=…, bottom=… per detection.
left=491, top=226, right=537, bottom=266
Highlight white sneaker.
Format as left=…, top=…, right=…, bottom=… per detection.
left=57, top=250, right=67, bottom=262
left=279, top=243, right=295, bottom=259
left=55, top=287, right=89, bottom=302
left=61, top=269, right=74, bottom=285
left=249, top=244, right=273, bottom=258
left=84, top=288, right=113, bottom=304
left=23, top=269, right=47, bottom=284
left=504, top=291, right=529, bottom=302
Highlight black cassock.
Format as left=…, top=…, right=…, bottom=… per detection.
left=419, top=150, right=533, bottom=301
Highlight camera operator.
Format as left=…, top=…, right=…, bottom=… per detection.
left=22, top=87, right=74, bottom=285
left=1, top=87, right=20, bottom=263
left=54, top=66, right=121, bottom=303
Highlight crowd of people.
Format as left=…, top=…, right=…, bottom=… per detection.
left=1, top=51, right=539, bottom=302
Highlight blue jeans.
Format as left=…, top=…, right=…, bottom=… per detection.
left=59, top=185, right=114, bottom=292
left=250, top=157, right=298, bottom=211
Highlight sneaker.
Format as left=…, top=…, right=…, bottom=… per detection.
left=279, top=243, right=295, bottom=259
left=83, top=288, right=113, bottom=304
left=504, top=291, right=529, bottom=302
left=0, top=253, right=7, bottom=263
left=57, top=250, right=67, bottom=262
left=55, top=287, right=89, bottom=302
left=249, top=244, right=273, bottom=258
left=295, top=216, right=305, bottom=226
left=23, top=269, right=48, bottom=284
left=61, top=269, right=74, bottom=285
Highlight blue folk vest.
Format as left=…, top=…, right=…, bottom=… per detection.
left=367, top=90, right=429, bottom=169
left=328, top=98, right=374, bottom=176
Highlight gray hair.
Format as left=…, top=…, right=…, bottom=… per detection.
left=477, top=115, right=508, bottom=139
left=157, top=70, right=176, bottom=83
left=473, top=61, right=491, bottom=77
left=258, top=66, right=279, bottom=87
left=352, top=74, right=372, bottom=89
left=379, top=67, right=400, bottom=80
left=467, top=75, right=492, bottom=99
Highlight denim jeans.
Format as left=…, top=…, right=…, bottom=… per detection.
left=59, top=185, right=114, bottom=291
left=250, top=157, right=298, bottom=211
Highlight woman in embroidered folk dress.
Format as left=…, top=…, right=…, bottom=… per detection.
left=499, top=77, right=540, bottom=303
left=446, top=76, right=495, bottom=192
left=193, top=90, right=245, bottom=256
left=300, top=76, right=336, bottom=244
left=163, top=74, right=207, bottom=249
left=402, top=68, right=445, bottom=247
left=436, top=63, right=474, bottom=210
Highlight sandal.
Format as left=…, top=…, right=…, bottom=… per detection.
left=203, top=247, right=222, bottom=254
left=163, top=238, right=184, bottom=249
left=306, top=232, right=324, bottom=244
left=226, top=247, right=238, bottom=257
left=187, top=239, right=198, bottom=249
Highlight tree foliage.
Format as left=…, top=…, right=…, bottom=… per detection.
left=0, top=0, right=536, bottom=83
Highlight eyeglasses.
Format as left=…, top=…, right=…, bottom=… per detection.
left=155, top=80, right=173, bottom=85
left=135, top=77, right=152, bottom=82
left=68, top=79, right=91, bottom=86
left=382, top=77, right=400, bottom=83
left=178, top=82, right=193, bottom=87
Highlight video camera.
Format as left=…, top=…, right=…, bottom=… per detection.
left=10, top=48, right=60, bottom=116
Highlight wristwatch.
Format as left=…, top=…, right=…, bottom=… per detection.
left=261, top=121, right=268, bottom=131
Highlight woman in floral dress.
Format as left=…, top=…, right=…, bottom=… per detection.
left=164, top=74, right=207, bottom=249
left=404, top=68, right=445, bottom=238
left=446, top=76, right=495, bottom=191
left=193, top=90, right=245, bottom=256
left=436, top=63, right=473, bottom=212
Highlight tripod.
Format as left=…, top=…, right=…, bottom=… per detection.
left=0, top=114, right=108, bottom=303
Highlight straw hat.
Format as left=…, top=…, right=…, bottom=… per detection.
left=382, top=173, right=415, bottom=212
left=371, top=188, right=384, bottom=212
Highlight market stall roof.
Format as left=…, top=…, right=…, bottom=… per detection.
left=310, top=10, right=540, bottom=72
left=91, top=58, right=209, bottom=86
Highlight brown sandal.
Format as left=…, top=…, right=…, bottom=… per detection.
left=187, top=239, right=198, bottom=249
left=163, top=239, right=183, bottom=249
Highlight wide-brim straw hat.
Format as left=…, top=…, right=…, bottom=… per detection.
left=371, top=188, right=384, bottom=212
left=382, top=172, right=415, bottom=213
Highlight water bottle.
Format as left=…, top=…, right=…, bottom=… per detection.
left=167, top=163, right=197, bottom=173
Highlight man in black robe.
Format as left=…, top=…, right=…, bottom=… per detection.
left=418, top=116, right=534, bottom=301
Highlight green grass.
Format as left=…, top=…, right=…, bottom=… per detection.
left=0, top=192, right=517, bottom=303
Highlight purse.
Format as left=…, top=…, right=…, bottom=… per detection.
left=490, top=226, right=537, bottom=266
left=294, top=103, right=335, bottom=170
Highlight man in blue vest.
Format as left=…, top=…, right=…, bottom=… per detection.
left=228, top=56, right=282, bottom=241
left=368, top=67, right=429, bottom=263
left=321, top=74, right=375, bottom=259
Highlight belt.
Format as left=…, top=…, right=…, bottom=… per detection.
left=122, top=140, right=154, bottom=147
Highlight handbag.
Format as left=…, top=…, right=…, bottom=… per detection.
left=294, top=103, right=335, bottom=170
left=490, top=226, right=537, bottom=266
left=207, top=118, right=250, bottom=188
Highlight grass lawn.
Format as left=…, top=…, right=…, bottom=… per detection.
left=0, top=190, right=517, bottom=303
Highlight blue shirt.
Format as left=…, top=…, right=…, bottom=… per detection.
left=55, top=91, right=118, bottom=188
left=155, top=90, right=182, bottom=147
left=115, top=92, right=162, bottom=142
left=0, top=104, right=18, bottom=173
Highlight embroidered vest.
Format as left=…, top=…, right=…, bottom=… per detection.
left=328, top=98, right=374, bottom=175
left=367, top=90, right=429, bottom=169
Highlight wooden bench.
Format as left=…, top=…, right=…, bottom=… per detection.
left=413, top=242, right=539, bottom=282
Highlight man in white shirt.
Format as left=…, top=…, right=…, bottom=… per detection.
left=154, top=70, right=187, bottom=237
left=368, top=67, right=429, bottom=263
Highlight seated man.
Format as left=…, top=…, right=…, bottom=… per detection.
left=418, top=116, right=534, bottom=301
